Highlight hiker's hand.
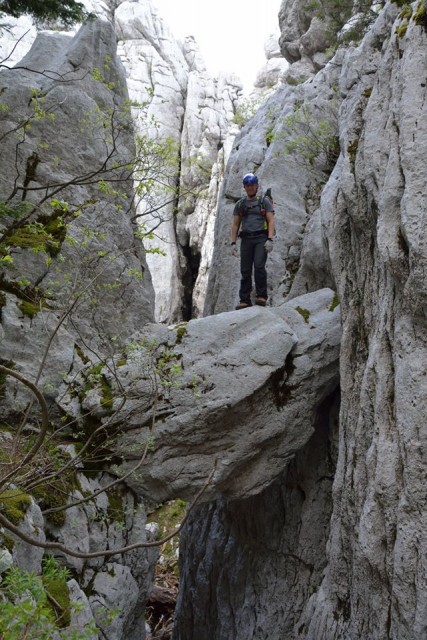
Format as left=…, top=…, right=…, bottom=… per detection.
left=231, top=243, right=238, bottom=257
left=264, top=239, right=273, bottom=254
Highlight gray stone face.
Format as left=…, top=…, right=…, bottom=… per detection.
left=66, top=580, right=98, bottom=640
left=174, top=389, right=340, bottom=640
left=9, top=499, right=46, bottom=574
left=299, top=8, right=427, bottom=639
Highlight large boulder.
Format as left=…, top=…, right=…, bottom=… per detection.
left=61, top=288, right=341, bottom=502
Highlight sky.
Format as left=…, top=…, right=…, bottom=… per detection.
left=153, top=0, right=282, bottom=92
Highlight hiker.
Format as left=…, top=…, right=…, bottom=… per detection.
left=231, top=173, right=275, bottom=309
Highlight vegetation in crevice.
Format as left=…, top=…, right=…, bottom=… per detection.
left=295, top=305, right=311, bottom=323
left=273, top=99, right=340, bottom=182
left=32, top=448, right=80, bottom=528
left=106, top=486, right=126, bottom=525
left=78, top=362, right=114, bottom=413
left=18, top=300, right=45, bottom=318
left=147, top=498, right=187, bottom=577
left=413, top=0, right=427, bottom=27
left=304, top=0, right=381, bottom=48
left=41, top=556, right=72, bottom=628
left=0, top=274, right=51, bottom=311
left=233, top=93, right=269, bottom=128
left=347, top=138, right=359, bottom=167
left=329, top=293, right=340, bottom=312
left=174, top=322, right=188, bottom=344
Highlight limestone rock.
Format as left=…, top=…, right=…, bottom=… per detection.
left=176, top=3, right=427, bottom=639
left=174, top=388, right=340, bottom=639
left=64, top=288, right=340, bottom=503
left=8, top=499, right=45, bottom=574
left=114, top=0, right=243, bottom=322
left=204, top=60, right=342, bottom=315
left=0, top=20, right=157, bottom=640
left=66, top=580, right=98, bottom=640
left=0, top=19, right=155, bottom=415
left=299, top=7, right=427, bottom=638
left=0, top=549, right=13, bottom=574
left=87, top=564, right=140, bottom=638
left=278, top=0, right=344, bottom=68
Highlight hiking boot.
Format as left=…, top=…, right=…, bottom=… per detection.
left=235, top=301, right=251, bottom=310
left=255, top=296, right=267, bottom=306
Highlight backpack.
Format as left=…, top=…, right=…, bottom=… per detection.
left=236, top=188, right=274, bottom=218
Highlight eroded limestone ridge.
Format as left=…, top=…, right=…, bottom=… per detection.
left=1, top=0, right=426, bottom=637
left=179, top=1, right=427, bottom=638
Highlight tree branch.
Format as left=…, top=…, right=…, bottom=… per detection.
left=0, top=463, right=217, bottom=558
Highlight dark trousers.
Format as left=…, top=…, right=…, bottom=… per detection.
left=239, top=235, right=268, bottom=303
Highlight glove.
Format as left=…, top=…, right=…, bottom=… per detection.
left=264, top=239, right=273, bottom=254
left=231, top=242, right=238, bottom=257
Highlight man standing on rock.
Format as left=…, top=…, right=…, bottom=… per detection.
left=231, top=173, right=275, bottom=310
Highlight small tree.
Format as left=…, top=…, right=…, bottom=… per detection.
left=282, top=104, right=340, bottom=175
left=0, top=0, right=90, bottom=27
left=233, top=92, right=269, bottom=128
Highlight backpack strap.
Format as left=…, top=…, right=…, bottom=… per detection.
left=236, top=197, right=246, bottom=216
left=259, top=194, right=266, bottom=217
left=237, top=195, right=267, bottom=217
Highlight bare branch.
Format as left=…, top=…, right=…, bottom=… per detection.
left=0, top=364, right=49, bottom=490
left=0, top=463, right=217, bottom=558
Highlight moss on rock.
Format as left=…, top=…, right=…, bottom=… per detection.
left=0, top=488, right=31, bottom=525
left=295, top=306, right=311, bottom=323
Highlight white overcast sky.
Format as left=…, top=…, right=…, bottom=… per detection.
left=153, top=0, right=282, bottom=91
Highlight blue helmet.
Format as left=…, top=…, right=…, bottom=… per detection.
left=242, top=173, right=258, bottom=186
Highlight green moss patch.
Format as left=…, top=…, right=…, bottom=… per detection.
left=174, top=322, right=188, bottom=344
left=18, top=300, right=44, bottom=318
left=32, top=484, right=67, bottom=527
left=79, top=362, right=114, bottom=412
left=395, top=22, right=408, bottom=37
left=1, top=533, right=16, bottom=552
left=5, top=212, right=66, bottom=258
left=39, top=215, right=67, bottom=257
left=399, top=5, right=413, bottom=18
left=42, top=558, right=71, bottom=628
left=347, top=139, right=359, bottom=164
left=43, top=574, right=71, bottom=627
left=329, top=293, right=340, bottom=312
left=295, top=306, right=310, bottom=323
left=0, top=488, right=31, bottom=525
